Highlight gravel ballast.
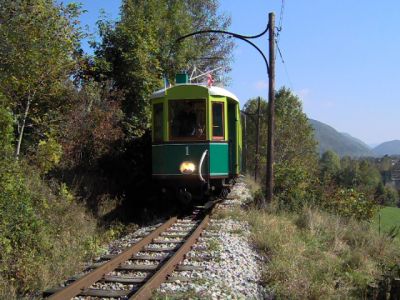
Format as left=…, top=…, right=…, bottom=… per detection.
left=156, top=179, right=267, bottom=299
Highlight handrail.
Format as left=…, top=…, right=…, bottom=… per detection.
left=198, top=149, right=208, bottom=182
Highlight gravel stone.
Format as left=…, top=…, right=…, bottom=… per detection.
left=156, top=178, right=268, bottom=299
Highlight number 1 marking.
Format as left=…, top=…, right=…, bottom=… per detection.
left=186, top=146, right=189, bottom=156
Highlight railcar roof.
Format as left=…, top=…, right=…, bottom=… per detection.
left=150, top=84, right=239, bottom=102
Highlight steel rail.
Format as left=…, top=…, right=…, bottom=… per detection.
left=47, top=217, right=177, bottom=300
left=130, top=213, right=212, bottom=299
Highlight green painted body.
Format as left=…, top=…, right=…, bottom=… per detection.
left=209, top=143, right=229, bottom=175
left=151, top=84, right=241, bottom=181
left=152, top=143, right=229, bottom=177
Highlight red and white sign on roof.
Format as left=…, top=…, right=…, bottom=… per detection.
left=207, top=73, right=214, bottom=87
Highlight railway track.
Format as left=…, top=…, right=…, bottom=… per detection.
left=44, top=201, right=219, bottom=300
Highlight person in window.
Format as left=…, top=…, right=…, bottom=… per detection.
left=177, top=102, right=197, bottom=136
left=195, top=109, right=205, bottom=137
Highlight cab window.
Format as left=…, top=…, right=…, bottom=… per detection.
left=169, top=99, right=206, bottom=140
left=153, top=103, right=163, bottom=142
left=212, top=102, right=224, bottom=140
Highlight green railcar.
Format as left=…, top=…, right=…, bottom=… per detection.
left=151, top=76, right=242, bottom=203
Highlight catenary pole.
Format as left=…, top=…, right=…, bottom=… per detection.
left=254, top=97, right=261, bottom=182
left=242, top=113, right=247, bottom=173
left=266, top=12, right=276, bottom=204
left=176, top=12, right=276, bottom=207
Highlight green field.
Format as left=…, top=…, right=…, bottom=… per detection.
left=374, top=206, right=400, bottom=236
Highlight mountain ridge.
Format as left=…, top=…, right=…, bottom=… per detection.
left=309, top=119, right=374, bottom=157
left=373, top=140, right=400, bottom=156
left=309, top=119, right=400, bottom=157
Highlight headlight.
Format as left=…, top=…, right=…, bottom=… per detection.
left=180, top=161, right=196, bottom=174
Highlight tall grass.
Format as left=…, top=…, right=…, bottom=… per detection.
left=244, top=207, right=400, bottom=299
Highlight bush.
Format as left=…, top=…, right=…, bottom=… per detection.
left=275, top=163, right=318, bottom=211
left=323, top=188, right=378, bottom=221
left=381, top=185, right=399, bottom=207
left=0, top=159, right=103, bottom=297
left=35, top=135, right=62, bottom=174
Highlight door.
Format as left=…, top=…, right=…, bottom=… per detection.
left=228, top=101, right=238, bottom=176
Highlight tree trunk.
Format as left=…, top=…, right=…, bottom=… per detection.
left=15, top=96, right=32, bottom=159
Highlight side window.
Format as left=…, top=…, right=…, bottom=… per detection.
left=153, top=103, right=163, bottom=142
left=212, top=102, right=224, bottom=140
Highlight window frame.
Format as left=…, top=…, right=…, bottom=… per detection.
left=168, top=99, right=207, bottom=141
left=211, top=101, right=225, bottom=141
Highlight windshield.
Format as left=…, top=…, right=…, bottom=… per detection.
left=169, top=99, right=206, bottom=140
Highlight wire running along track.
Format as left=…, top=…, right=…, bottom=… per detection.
left=44, top=201, right=219, bottom=300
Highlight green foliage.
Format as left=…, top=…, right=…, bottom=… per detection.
left=59, top=81, right=124, bottom=168
left=357, top=160, right=382, bottom=190
left=59, top=183, right=74, bottom=203
left=94, top=0, right=233, bottom=137
left=335, top=158, right=383, bottom=192
left=375, top=182, right=399, bottom=206
left=0, top=159, right=49, bottom=292
left=376, top=156, right=392, bottom=184
left=0, top=96, right=14, bottom=158
left=36, top=135, right=62, bottom=174
left=318, top=154, right=391, bottom=219
left=243, top=88, right=319, bottom=209
left=338, top=156, right=361, bottom=186
left=383, top=185, right=399, bottom=206
left=0, top=158, right=107, bottom=296
left=320, top=150, right=340, bottom=179
left=323, top=188, right=378, bottom=220
left=0, top=0, right=84, bottom=156
left=0, top=0, right=234, bottom=297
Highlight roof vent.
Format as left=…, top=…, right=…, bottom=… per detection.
left=175, top=73, right=189, bottom=84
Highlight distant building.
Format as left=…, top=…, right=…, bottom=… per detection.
left=392, top=160, right=400, bottom=189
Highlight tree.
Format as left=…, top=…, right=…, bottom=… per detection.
left=376, top=182, right=399, bottom=207
left=93, top=0, right=233, bottom=137
left=243, top=88, right=319, bottom=209
left=274, top=88, right=319, bottom=208
left=320, top=150, right=340, bottom=179
left=357, top=160, right=382, bottom=191
left=338, top=157, right=361, bottom=187
left=0, top=0, right=83, bottom=158
left=59, top=81, right=124, bottom=169
left=377, top=155, right=392, bottom=184
left=242, top=97, right=268, bottom=178
left=0, top=94, right=14, bottom=159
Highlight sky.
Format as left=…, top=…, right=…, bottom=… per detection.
left=70, top=0, right=400, bottom=146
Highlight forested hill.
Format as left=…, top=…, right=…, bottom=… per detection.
left=309, top=119, right=374, bottom=157
left=373, top=140, right=400, bottom=156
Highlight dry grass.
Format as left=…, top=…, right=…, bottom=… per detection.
left=243, top=175, right=261, bottom=195
left=213, top=206, right=243, bottom=220
left=212, top=176, right=400, bottom=298
left=242, top=207, right=400, bottom=299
